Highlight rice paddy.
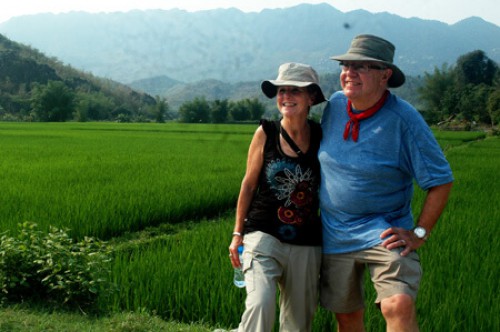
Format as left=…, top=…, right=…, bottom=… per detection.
left=0, top=122, right=497, bottom=331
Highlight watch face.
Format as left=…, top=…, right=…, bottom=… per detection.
left=414, top=227, right=426, bottom=238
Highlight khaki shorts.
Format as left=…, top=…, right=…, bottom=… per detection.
left=320, top=245, right=422, bottom=313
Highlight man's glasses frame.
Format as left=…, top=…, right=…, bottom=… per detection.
left=339, top=62, right=388, bottom=73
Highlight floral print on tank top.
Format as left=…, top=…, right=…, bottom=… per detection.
left=265, top=159, right=316, bottom=241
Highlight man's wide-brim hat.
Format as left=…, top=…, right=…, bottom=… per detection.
left=330, top=34, right=406, bottom=88
left=261, top=62, right=326, bottom=105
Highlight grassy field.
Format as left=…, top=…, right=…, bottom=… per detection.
left=0, top=122, right=253, bottom=239
left=0, top=122, right=497, bottom=331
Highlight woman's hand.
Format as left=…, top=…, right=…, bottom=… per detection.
left=229, top=235, right=243, bottom=268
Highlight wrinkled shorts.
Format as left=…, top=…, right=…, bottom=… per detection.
left=320, top=245, right=422, bottom=313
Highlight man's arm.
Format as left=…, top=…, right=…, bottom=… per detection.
left=381, top=181, right=453, bottom=256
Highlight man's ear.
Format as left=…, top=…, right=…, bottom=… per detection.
left=382, top=68, right=393, bottom=84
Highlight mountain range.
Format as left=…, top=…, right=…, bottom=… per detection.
left=0, top=3, right=499, bottom=108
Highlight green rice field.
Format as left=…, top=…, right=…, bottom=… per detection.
left=0, top=122, right=498, bottom=331
left=0, top=122, right=253, bottom=239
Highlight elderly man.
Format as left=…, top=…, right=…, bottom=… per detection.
left=318, top=34, right=453, bottom=331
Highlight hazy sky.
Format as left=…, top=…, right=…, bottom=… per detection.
left=0, top=0, right=499, bottom=26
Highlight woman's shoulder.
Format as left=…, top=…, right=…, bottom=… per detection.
left=259, top=119, right=279, bottom=135
left=308, top=119, right=321, bottom=130
left=308, top=119, right=322, bottom=141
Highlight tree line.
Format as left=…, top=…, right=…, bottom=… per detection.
left=178, top=97, right=265, bottom=123
left=418, top=50, right=499, bottom=130
left=9, top=82, right=267, bottom=123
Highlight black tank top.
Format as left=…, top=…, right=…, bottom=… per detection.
left=244, top=119, right=322, bottom=246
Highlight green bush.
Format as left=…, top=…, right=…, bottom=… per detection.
left=0, top=222, right=114, bottom=309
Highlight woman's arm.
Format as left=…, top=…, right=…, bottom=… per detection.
left=229, top=126, right=266, bottom=268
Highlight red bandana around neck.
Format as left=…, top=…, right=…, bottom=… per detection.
left=343, top=90, right=389, bottom=142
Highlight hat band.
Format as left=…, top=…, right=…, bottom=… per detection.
left=348, top=47, right=394, bottom=63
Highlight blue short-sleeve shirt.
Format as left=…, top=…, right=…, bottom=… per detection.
left=319, top=91, right=453, bottom=254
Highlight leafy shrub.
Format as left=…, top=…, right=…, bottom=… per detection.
left=0, top=222, right=114, bottom=309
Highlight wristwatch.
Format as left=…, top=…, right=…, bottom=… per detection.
left=413, top=226, right=428, bottom=241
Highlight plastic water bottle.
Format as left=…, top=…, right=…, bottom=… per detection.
left=233, top=245, right=245, bottom=288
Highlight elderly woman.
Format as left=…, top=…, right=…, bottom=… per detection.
left=228, top=62, right=326, bottom=332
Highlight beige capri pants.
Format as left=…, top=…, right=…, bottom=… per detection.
left=236, top=231, right=321, bottom=332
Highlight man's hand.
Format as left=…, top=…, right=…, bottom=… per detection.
left=380, top=227, right=424, bottom=256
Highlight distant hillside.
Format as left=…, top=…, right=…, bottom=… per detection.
left=0, top=34, right=155, bottom=121
left=128, top=75, right=180, bottom=97
left=0, top=3, right=498, bottom=86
